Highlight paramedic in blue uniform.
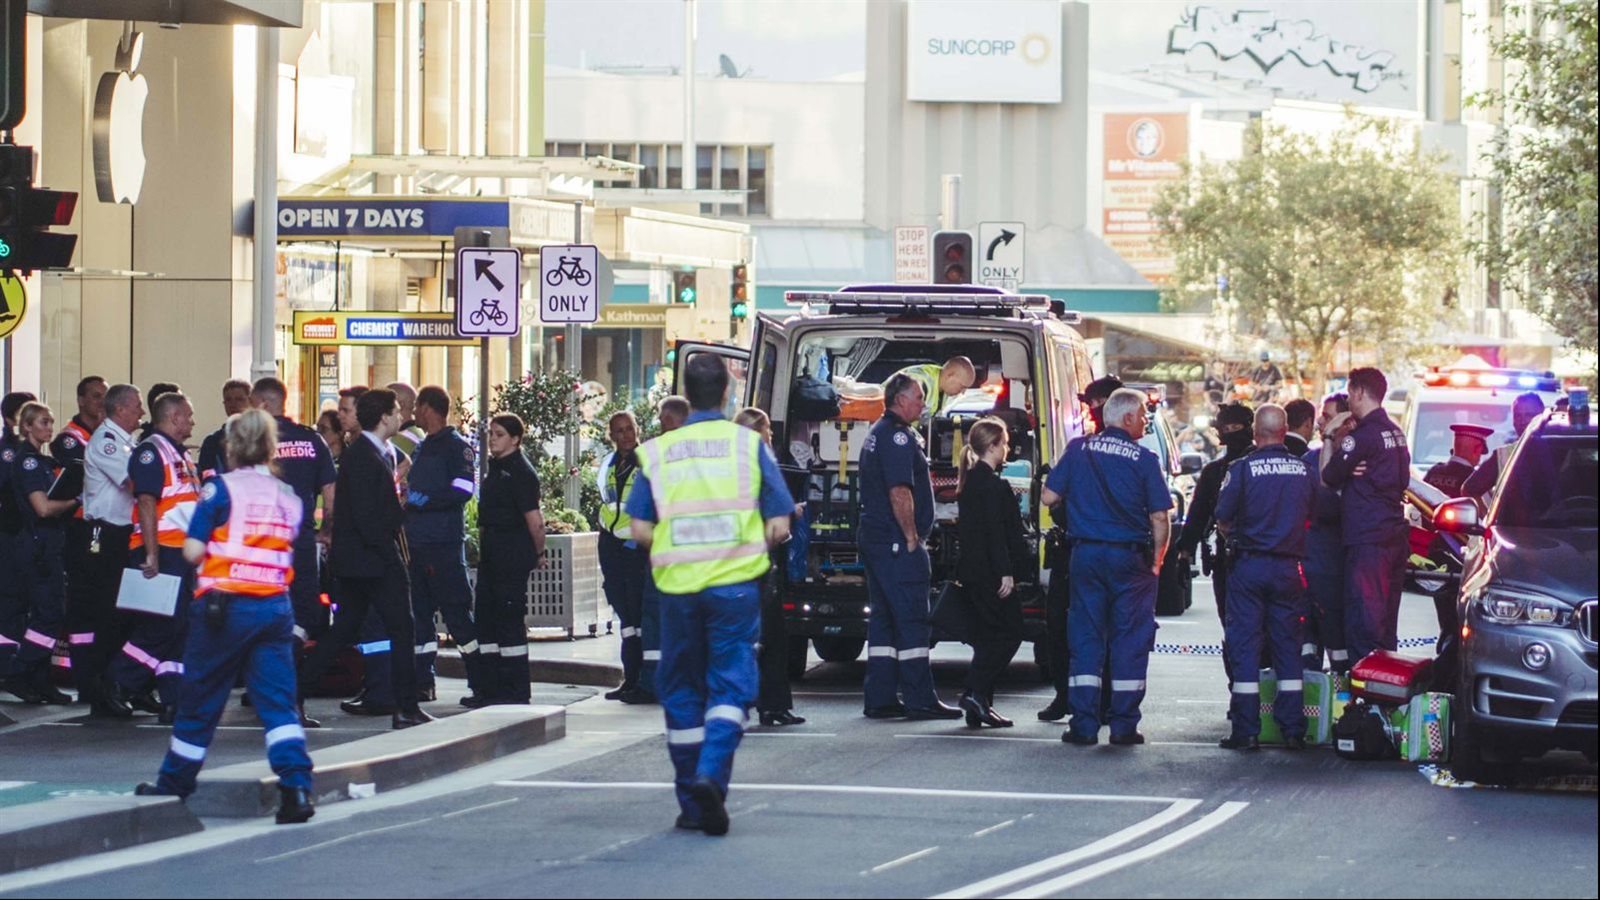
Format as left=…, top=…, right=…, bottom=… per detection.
left=857, top=373, right=962, bottom=721
left=1320, top=367, right=1411, bottom=663
left=475, top=413, right=544, bottom=705
left=0, top=391, right=37, bottom=696
left=625, top=353, right=794, bottom=836
left=402, top=386, right=487, bottom=705
left=1042, top=388, right=1173, bottom=747
left=1302, top=393, right=1354, bottom=673
left=7, top=402, right=78, bottom=704
left=1214, top=404, right=1317, bottom=751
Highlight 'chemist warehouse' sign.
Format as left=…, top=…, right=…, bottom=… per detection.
left=275, top=198, right=509, bottom=239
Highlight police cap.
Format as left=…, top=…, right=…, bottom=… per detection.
left=1079, top=376, right=1124, bottom=404
left=1449, top=423, right=1495, bottom=441
left=1215, top=402, right=1255, bottom=430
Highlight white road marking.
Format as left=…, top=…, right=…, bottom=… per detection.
left=253, top=816, right=436, bottom=864
left=864, top=845, right=940, bottom=876
left=934, top=799, right=1202, bottom=899
left=494, top=781, right=1186, bottom=805
left=895, top=733, right=1061, bottom=744
left=1001, top=802, right=1249, bottom=898
left=744, top=731, right=839, bottom=738
left=440, top=797, right=521, bottom=819
left=729, top=802, right=770, bottom=819
left=971, top=819, right=1016, bottom=838
left=1172, top=699, right=1229, bottom=705
left=0, top=781, right=32, bottom=791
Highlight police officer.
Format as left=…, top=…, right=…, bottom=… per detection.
left=1321, top=367, right=1411, bottom=663
left=5, top=402, right=78, bottom=703
left=136, top=409, right=315, bottom=824
left=475, top=413, right=545, bottom=705
left=626, top=353, right=794, bottom=836
left=597, top=410, right=651, bottom=702
left=858, top=373, right=961, bottom=720
left=402, top=385, right=486, bottom=705
left=0, top=391, right=37, bottom=696
left=76, top=384, right=144, bottom=717
left=387, top=382, right=426, bottom=459
left=1042, top=388, right=1174, bottom=746
left=1213, top=405, right=1317, bottom=751
left=1036, top=375, right=1122, bottom=722
left=1177, top=402, right=1254, bottom=685
left=196, top=379, right=252, bottom=480
left=1303, top=393, right=1354, bottom=673
left=1461, top=392, right=1545, bottom=501
left=114, top=390, right=202, bottom=721
left=1425, top=423, right=1492, bottom=498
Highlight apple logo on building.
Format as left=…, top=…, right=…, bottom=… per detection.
left=92, top=30, right=149, bottom=205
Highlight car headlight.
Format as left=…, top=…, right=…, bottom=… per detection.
left=1471, top=586, right=1572, bottom=627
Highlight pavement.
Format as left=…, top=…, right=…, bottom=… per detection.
left=0, top=588, right=1593, bottom=896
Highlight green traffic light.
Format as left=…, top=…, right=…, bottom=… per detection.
left=731, top=301, right=748, bottom=319
left=0, top=239, right=9, bottom=258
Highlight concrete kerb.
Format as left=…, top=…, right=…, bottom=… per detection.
left=187, top=704, right=567, bottom=817
left=435, top=648, right=623, bottom=689
left=0, top=796, right=202, bottom=875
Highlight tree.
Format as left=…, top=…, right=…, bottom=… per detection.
left=1474, top=1, right=1598, bottom=351
left=1152, top=116, right=1463, bottom=395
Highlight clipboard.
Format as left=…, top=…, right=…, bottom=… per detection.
left=116, top=569, right=183, bottom=617
left=47, top=461, right=84, bottom=501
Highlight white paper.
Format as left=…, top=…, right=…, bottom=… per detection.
left=116, top=569, right=182, bottom=617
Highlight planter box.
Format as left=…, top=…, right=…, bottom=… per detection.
left=526, top=531, right=604, bottom=639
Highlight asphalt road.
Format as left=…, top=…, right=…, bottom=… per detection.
left=2, top=580, right=1594, bottom=899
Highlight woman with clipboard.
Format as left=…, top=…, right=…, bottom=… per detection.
left=4, top=402, right=79, bottom=704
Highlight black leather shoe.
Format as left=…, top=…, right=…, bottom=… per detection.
left=158, top=705, right=177, bottom=726
left=123, top=690, right=163, bottom=715
left=688, top=776, right=729, bottom=837
left=1282, top=735, right=1308, bottom=751
left=89, top=696, right=135, bottom=719
left=604, top=685, right=634, bottom=701
left=1109, top=731, right=1145, bottom=746
left=275, top=786, right=316, bottom=824
left=1061, top=730, right=1098, bottom=746
left=1218, top=734, right=1261, bottom=751
left=1037, top=696, right=1070, bottom=722
left=134, top=782, right=176, bottom=797
left=240, top=691, right=253, bottom=708
left=864, top=703, right=909, bottom=719
left=905, top=701, right=963, bottom=721
left=340, top=699, right=396, bottom=716
left=618, top=688, right=659, bottom=705
left=759, top=710, right=806, bottom=727
left=460, top=695, right=495, bottom=709
left=674, top=813, right=702, bottom=831
left=298, top=704, right=322, bottom=729
left=987, top=709, right=1015, bottom=728
left=391, top=708, right=435, bottom=729
left=958, top=693, right=986, bottom=729
left=36, top=684, right=74, bottom=705
left=2, top=677, right=48, bottom=704
left=417, top=686, right=437, bottom=703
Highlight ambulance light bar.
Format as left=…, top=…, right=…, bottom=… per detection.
left=785, top=284, right=1051, bottom=316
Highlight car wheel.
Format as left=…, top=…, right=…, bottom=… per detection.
left=813, top=637, right=865, bottom=664
left=1450, top=685, right=1516, bottom=787
left=785, top=637, right=810, bottom=682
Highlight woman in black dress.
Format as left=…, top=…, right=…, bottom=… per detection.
left=956, top=417, right=1029, bottom=728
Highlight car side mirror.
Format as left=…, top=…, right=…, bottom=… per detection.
left=1433, top=497, right=1484, bottom=536
left=1179, top=452, right=1206, bottom=476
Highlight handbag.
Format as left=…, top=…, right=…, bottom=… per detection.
left=928, top=580, right=973, bottom=643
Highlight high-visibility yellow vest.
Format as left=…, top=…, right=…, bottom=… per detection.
left=636, top=418, right=770, bottom=594
left=597, top=449, right=640, bottom=539
left=892, top=363, right=946, bottom=415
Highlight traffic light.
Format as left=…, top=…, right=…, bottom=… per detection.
left=673, top=269, right=698, bottom=304
left=0, top=145, right=79, bottom=273
left=730, top=263, right=749, bottom=319
left=932, top=230, right=972, bottom=284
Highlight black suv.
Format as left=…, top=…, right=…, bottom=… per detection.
left=1434, top=399, right=1598, bottom=784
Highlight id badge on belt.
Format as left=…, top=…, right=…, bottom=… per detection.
left=89, top=525, right=102, bottom=555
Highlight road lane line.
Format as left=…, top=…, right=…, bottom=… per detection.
left=933, top=799, right=1202, bottom=899
left=744, top=732, right=840, bottom=738
left=494, top=781, right=1184, bottom=804
left=895, top=733, right=1060, bottom=744
left=972, top=819, right=1016, bottom=838
left=1001, top=802, right=1249, bottom=898
left=253, top=816, right=436, bottom=864
left=440, top=797, right=520, bottom=819
left=865, top=845, right=940, bottom=875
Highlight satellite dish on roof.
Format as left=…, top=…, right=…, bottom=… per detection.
left=719, top=54, right=740, bottom=78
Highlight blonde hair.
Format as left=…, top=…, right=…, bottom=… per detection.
left=958, top=416, right=1008, bottom=494
left=17, top=402, right=52, bottom=432
left=734, top=406, right=772, bottom=445
left=224, top=409, right=279, bottom=470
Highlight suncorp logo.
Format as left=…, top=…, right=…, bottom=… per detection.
left=926, top=32, right=1052, bottom=65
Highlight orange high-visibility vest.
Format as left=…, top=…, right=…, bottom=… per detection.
left=195, top=467, right=303, bottom=597
left=129, top=433, right=200, bottom=551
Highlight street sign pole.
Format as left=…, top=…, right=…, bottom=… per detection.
left=453, top=228, right=517, bottom=477
left=565, top=201, right=582, bottom=510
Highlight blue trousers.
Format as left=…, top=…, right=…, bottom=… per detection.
left=657, top=582, right=759, bottom=821
left=475, top=527, right=534, bottom=703
left=5, top=528, right=65, bottom=679
left=1225, top=555, right=1307, bottom=739
left=599, top=532, right=648, bottom=690
left=0, top=533, right=22, bottom=673
left=1304, top=526, right=1347, bottom=671
left=409, top=541, right=485, bottom=694
left=156, top=594, right=312, bottom=796
left=641, top=577, right=662, bottom=694
left=113, top=546, right=192, bottom=705
left=862, top=542, right=937, bottom=711
left=1067, top=543, right=1157, bottom=740
left=1344, top=540, right=1407, bottom=664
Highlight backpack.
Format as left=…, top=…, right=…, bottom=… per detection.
left=791, top=374, right=841, bottom=421
left=1333, top=698, right=1397, bottom=761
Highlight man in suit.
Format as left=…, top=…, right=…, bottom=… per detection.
left=297, top=389, right=433, bottom=729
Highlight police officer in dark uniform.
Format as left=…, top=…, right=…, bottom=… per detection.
left=196, top=379, right=252, bottom=480
left=0, top=391, right=38, bottom=698
left=1302, top=393, right=1353, bottom=673
left=1321, top=367, right=1411, bottom=663
left=1213, top=405, right=1316, bottom=751
left=858, top=373, right=960, bottom=720
left=1176, top=402, right=1254, bottom=685
left=402, top=385, right=487, bottom=704
left=475, top=413, right=545, bottom=705
left=1461, top=392, right=1546, bottom=500
left=1424, top=423, right=1492, bottom=498
left=1043, top=388, right=1174, bottom=746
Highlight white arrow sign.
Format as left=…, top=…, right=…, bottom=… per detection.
left=539, top=244, right=601, bottom=324
left=977, top=221, right=1025, bottom=291
left=455, top=247, right=521, bottom=336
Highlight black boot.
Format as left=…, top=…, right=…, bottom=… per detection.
left=275, top=785, right=315, bottom=824
left=1037, top=694, right=1070, bottom=722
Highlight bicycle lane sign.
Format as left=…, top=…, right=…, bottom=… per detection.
left=538, top=243, right=600, bottom=324
left=456, top=246, right=522, bottom=337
